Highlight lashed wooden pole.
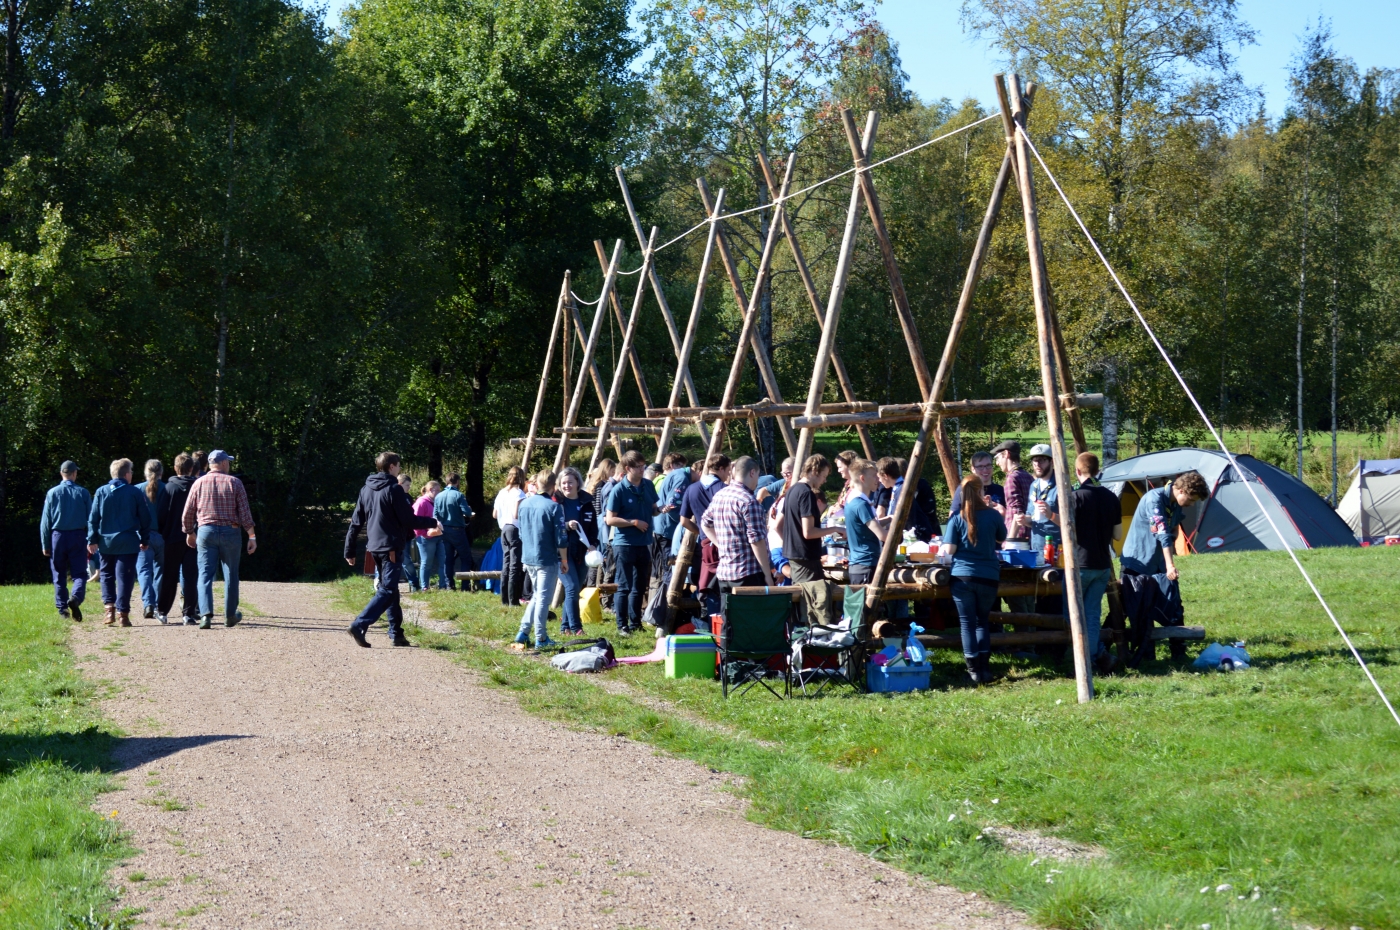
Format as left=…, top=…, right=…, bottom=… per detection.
left=567, top=298, right=623, bottom=460
left=562, top=283, right=572, bottom=430
left=521, top=273, right=570, bottom=468
left=1003, top=71, right=1092, bottom=703
left=695, top=178, right=796, bottom=458
left=705, top=155, right=799, bottom=458
left=792, top=111, right=879, bottom=471
left=755, top=151, right=875, bottom=460
left=656, top=188, right=727, bottom=463
left=590, top=228, right=660, bottom=472
left=556, top=241, right=623, bottom=473
left=594, top=241, right=655, bottom=412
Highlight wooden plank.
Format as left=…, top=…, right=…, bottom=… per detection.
left=455, top=571, right=501, bottom=581
left=919, top=631, right=1069, bottom=649
left=1148, top=625, right=1206, bottom=641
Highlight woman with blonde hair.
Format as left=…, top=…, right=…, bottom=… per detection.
left=135, top=459, right=170, bottom=620
left=413, top=479, right=446, bottom=591
left=493, top=466, right=528, bottom=605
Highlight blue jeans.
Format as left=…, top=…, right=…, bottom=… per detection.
left=402, top=541, right=419, bottom=591
left=558, top=557, right=585, bottom=633
left=196, top=525, right=242, bottom=619
left=441, top=526, right=472, bottom=589
left=99, top=551, right=138, bottom=613
left=950, top=576, right=999, bottom=658
left=415, top=536, right=445, bottom=591
left=50, top=529, right=88, bottom=610
left=613, top=545, right=651, bottom=631
left=1074, top=567, right=1113, bottom=658
left=517, top=562, right=559, bottom=644
left=136, top=531, right=165, bottom=610
left=353, top=552, right=405, bottom=638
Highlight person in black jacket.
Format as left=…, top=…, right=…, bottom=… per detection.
left=159, top=453, right=201, bottom=625
left=344, top=451, right=438, bottom=648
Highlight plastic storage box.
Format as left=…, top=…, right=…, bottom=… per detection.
left=665, top=635, right=717, bottom=680
left=999, top=549, right=1040, bottom=568
left=866, top=662, right=932, bottom=693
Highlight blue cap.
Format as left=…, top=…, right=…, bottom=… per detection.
left=60, top=460, right=79, bottom=474
left=209, top=450, right=234, bottom=464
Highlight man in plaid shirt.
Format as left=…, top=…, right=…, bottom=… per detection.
left=182, top=450, right=256, bottom=629
left=701, top=455, right=774, bottom=590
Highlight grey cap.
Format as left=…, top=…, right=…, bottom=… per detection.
left=209, top=450, right=234, bottom=464
left=1029, top=443, right=1053, bottom=459
left=989, top=440, right=1021, bottom=459
left=60, top=460, right=80, bottom=474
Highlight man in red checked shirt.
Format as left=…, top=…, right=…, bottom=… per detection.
left=182, top=450, right=256, bottom=629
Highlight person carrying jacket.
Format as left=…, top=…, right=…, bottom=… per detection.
left=41, top=460, right=92, bottom=621
left=159, top=454, right=201, bottom=625
left=87, top=458, right=151, bottom=626
left=344, top=451, right=437, bottom=648
left=513, top=469, right=569, bottom=648
left=434, top=473, right=475, bottom=590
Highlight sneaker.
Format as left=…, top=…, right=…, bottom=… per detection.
left=182, top=616, right=199, bottom=626
left=199, top=615, right=213, bottom=630
left=225, top=611, right=242, bottom=628
left=536, top=638, right=559, bottom=649
left=348, top=628, right=371, bottom=648
left=143, top=605, right=154, bottom=620
left=157, top=612, right=169, bottom=625
left=68, top=599, right=82, bottom=622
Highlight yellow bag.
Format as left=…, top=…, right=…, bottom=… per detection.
left=579, top=587, right=603, bottom=626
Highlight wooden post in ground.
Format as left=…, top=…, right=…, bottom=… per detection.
left=590, top=228, right=660, bottom=472
left=562, top=282, right=572, bottom=433
left=1003, top=72, right=1092, bottom=703
left=755, top=151, right=875, bottom=460
left=792, top=111, right=879, bottom=471
left=656, top=188, right=727, bottom=464
left=556, top=241, right=623, bottom=473
left=695, top=178, right=796, bottom=458
left=521, top=273, right=570, bottom=468
left=705, top=156, right=799, bottom=459
left=594, top=241, right=655, bottom=413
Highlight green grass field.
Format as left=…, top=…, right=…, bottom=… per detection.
left=369, top=545, right=1400, bottom=930
left=0, top=585, right=129, bottom=929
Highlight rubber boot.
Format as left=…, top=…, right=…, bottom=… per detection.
left=118, top=612, right=132, bottom=627
left=977, top=653, right=1003, bottom=683
left=103, top=605, right=116, bottom=626
left=964, top=657, right=981, bottom=685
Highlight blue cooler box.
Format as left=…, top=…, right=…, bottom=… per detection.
left=998, top=549, right=1040, bottom=568
left=867, top=662, right=932, bottom=693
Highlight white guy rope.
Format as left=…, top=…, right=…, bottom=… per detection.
left=1017, top=124, right=1400, bottom=730
left=654, top=113, right=1002, bottom=253
left=570, top=291, right=603, bottom=306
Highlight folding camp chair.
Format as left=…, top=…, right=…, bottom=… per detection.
left=790, top=582, right=863, bottom=697
left=718, top=591, right=793, bottom=699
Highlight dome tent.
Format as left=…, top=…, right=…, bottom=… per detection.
left=1336, top=459, right=1400, bottom=542
left=1099, top=448, right=1357, bottom=554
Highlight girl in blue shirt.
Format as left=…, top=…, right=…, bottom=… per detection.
left=940, top=475, right=1007, bottom=684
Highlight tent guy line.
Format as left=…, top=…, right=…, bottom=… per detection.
left=1017, top=123, right=1400, bottom=731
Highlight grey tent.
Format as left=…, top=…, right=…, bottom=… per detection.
left=1099, top=448, right=1357, bottom=554
left=1336, top=459, right=1400, bottom=542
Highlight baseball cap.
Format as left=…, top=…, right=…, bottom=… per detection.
left=209, top=450, right=234, bottom=464
left=1029, top=443, right=1053, bottom=458
left=60, top=460, right=80, bottom=474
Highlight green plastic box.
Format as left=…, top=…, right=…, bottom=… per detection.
left=664, top=634, right=717, bottom=680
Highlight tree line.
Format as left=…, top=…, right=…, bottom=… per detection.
left=1, top=0, right=1395, bottom=581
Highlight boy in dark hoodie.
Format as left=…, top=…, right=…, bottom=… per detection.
left=159, top=453, right=201, bottom=624
left=344, top=452, right=438, bottom=647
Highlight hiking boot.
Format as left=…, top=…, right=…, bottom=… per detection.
left=390, top=633, right=413, bottom=647
left=68, top=599, right=82, bottom=622
left=348, top=628, right=371, bottom=648
left=58, top=607, right=70, bottom=620
left=143, top=605, right=154, bottom=620
left=119, top=612, right=132, bottom=627
left=199, top=615, right=213, bottom=630
left=225, top=611, right=242, bottom=628
left=103, top=605, right=116, bottom=626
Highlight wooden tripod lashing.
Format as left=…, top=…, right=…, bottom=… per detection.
left=590, top=228, right=661, bottom=472
left=554, top=241, right=624, bottom=473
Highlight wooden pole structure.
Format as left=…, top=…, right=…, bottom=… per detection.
left=1002, top=72, right=1092, bottom=703
left=593, top=241, right=655, bottom=413
left=705, top=155, right=799, bottom=458
left=792, top=111, right=879, bottom=471
left=656, top=187, right=727, bottom=463
left=555, top=241, right=623, bottom=472
left=567, top=297, right=623, bottom=460
left=562, top=282, right=572, bottom=432
left=755, top=150, right=875, bottom=460
left=695, top=178, right=797, bottom=458
left=590, top=228, right=659, bottom=471
left=520, top=273, right=570, bottom=467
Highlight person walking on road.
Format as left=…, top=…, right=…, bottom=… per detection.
left=88, top=458, right=151, bottom=626
left=494, top=467, right=528, bottom=606
left=135, top=459, right=169, bottom=621
left=344, top=452, right=437, bottom=648
left=413, top=480, right=446, bottom=591
left=159, top=454, right=201, bottom=625
left=513, top=470, right=568, bottom=649
left=181, top=450, right=256, bottom=629
left=41, top=460, right=92, bottom=621
left=435, top=472, right=475, bottom=590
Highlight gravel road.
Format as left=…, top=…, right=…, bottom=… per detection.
left=78, top=581, right=1028, bottom=929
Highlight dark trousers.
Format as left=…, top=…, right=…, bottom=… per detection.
left=99, top=552, right=138, bottom=613
left=500, top=525, right=524, bottom=605
left=950, top=576, right=999, bottom=659
left=441, top=526, right=474, bottom=589
left=613, top=544, right=652, bottom=631
left=352, top=552, right=405, bottom=638
left=50, top=529, right=88, bottom=610
left=159, top=534, right=199, bottom=620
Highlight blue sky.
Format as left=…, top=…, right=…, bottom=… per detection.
left=309, top=0, right=1396, bottom=115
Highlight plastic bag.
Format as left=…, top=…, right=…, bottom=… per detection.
left=579, top=587, right=602, bottom=626
left=1193, top=642, right=1251, bottom=672
left=905, top=621, right=927, bottom=665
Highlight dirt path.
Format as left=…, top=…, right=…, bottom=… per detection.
left=78, top=581, right=1028, bottom=929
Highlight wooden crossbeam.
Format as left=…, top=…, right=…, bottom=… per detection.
left=555, top=425, right=665, bottom=435
left=646, top=400, right=876, bottom=420
left=790, top=393, right=1104, bottom=428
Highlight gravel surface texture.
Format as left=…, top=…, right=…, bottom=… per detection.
left=78, top=581, right=1029, bottom=929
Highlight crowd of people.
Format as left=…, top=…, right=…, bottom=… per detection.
left=40, top=450, right=256, bottom=629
